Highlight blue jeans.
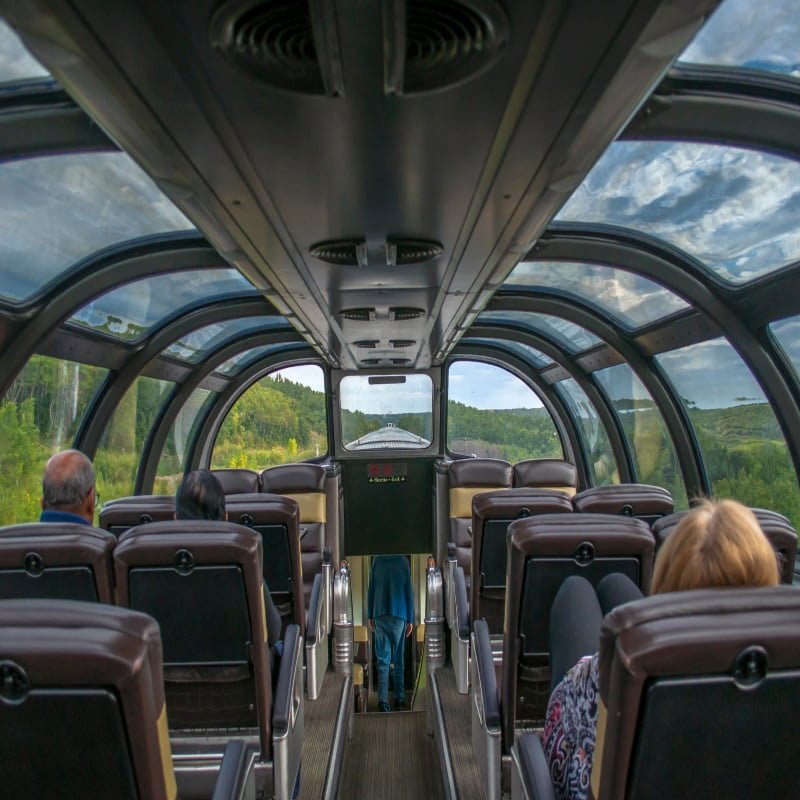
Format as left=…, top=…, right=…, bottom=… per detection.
left=374, top=615, right=406, bottom=710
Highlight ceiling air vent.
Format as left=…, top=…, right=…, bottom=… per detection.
left=339, top=307, right=376, bottom=322
left=354, top=340, right=379, bottom=349
left=385, top=0, right=509, bottom=95
left=360, top=358, right=381, bottom=366
left=386, top=238, right=443, bottom=265
left=389, top=307, right=425, bottom=321
left=310, top=239, right=368, bottom=266
left=210, top=0, right=344, bottom=96
left=390, top=339, right=415, bottom=348
left=391, top=358, right=412, bottom=365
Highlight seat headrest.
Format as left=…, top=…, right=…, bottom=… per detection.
left=472, top=487, right=573, bottom=519
left=448, top=458, right=512, bottom=487
left=598, top=585, right=800, bottom=703
left=260, top=463, right=326, bottom=493
left=573, top=484, right=673, bottom=516
left=509, top=512, right=654, bottom=556
left=225, top=493, right=300, bottom=525
left=513, top=459, right=577, bottom=489
left=114, top=520, right=263, bottom=578
left=211, top=468, right=260, bottom=494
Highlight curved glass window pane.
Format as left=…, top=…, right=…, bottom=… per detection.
left=478, top=310, right=601, bottom=353
left=95, top=377, right=172, bottom=502
left=447, top=361, right=562, bottom=460
left=505, top=261, right=689, bottom=329
left=770, top=316, right=800, bottom=381
left=0, top=355, right=106, bottom=524
left=679, top=0, right=800, bottom=80
left=555, top=379, right=619, bottom=486
left=164, top=317, right=284, bottom=363
left=213, top=365, right=328, bottom=468
left=70, top=269, right=258, bottom=342
left=341, top=374, right=432, bottom=450
left=558, top=141, right=800, bottom=284
left=0, top=20, right=50, bottom=82
left=154, top=388, right=213, bottom=495
left=594, top=364, right=688, bottom=508
left=462, top=338, right=554, bottom=368
left=657, top=338, right=799, bottom=527
left=0, top=152, right=193, bottom=302
left=216, top=345, right=276, bottom=376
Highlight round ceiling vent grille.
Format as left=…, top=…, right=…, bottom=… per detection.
left=210, top=0, right=325, bottom=93
left=401, top=0, right=509, bottom=93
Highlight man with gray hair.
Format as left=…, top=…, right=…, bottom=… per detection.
left=40, top=449, right=97, bottom=526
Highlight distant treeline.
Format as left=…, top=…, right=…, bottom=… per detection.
left=0, top=357, right=798, bottom=530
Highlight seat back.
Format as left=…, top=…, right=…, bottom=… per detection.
left=212, top=468, right=260, bottom=495
left=512, top=459, right=578, bottom=494
left=99, top=495, right=175, bottom=537
left=502, top=513, right=655, bottom=746
left=471, top=488, right=573, bottom=632
left=594, top=586, right=800, bottom=799
left=113, top=521, right=273, bottom=753
left=448, top=458, right=512, bottom=589
left=261, top=464, right=327, bottom=607
left=225, top=493, right=305, bottom=635
left=0, top=523, right=116, bottom=603
left=653, top=507, right=797, bottom=584
left=0, top=598, right=175, bottom=799
left=573, top=483, right=673, bottom=524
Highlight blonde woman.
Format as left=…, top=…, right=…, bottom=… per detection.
left=543, top=499, right=779, bottom=800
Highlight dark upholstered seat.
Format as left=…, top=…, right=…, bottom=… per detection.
left=212, top=468, right=261, bottom=494
left=470, top=488, right=573, bottom=632
left=261, top=463, right=328, bottom=606
left=99, top=495, right=175, bottom=536
left=573, top=483, right=673, bottom=524
left=512, top=459, right=578, bottom=494
left=652, top=506, right=798, bottom=584
left=0, top=523, right=115, bottom=603
left=0, top=599, right=177, bottom=799
left=447, top=458, right=512, bottom=590
left=501, top=513, right=655, bottom=742
left=113, top=521, right=275, bottom=743
left=512, top=585, right=800, bottom=800
left=225, top=493, right=305, bottom=635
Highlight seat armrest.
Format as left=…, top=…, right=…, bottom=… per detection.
left=473, top=618, right=500, bottom=730
left=511, top=734, right=556, bottom=800
left=454, top=565, right=470, bottom=640
left=273, top=624, right=302, bottom=735
left=305, top=573, right=323, bottom=648
left=211, top=740, right=257, bottom=800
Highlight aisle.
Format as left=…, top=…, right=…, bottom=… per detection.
left=338, top=711, right=444, bottom=799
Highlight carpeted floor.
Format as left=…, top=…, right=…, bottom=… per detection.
left=338, top=710, right=444, bottom=799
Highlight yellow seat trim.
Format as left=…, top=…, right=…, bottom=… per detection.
left=354, top=624, right=368, bottom=643
left=353, top=663, right=364, bottom=686
left=260, top=590, right=268, bottom=643
left=285, top=492, right=326, bottom=524
left=416, top=623, right=425, bottom=642
left=157, top=704, right=177, bottom=800
left=449, top=486, right=509, bottom=518
left=525, top=485, right=576, bottom=496
left=591, top=697, right=607, bottom=798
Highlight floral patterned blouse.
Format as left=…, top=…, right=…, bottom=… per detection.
left=543, top=653, right=600, bottom=800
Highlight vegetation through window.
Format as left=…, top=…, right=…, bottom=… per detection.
left=447, top=361, right=561, bottom=461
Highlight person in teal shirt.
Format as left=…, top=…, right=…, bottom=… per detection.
left=368, top=555, right=414, bottom=711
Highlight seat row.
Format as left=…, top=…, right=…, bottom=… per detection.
left=0, top=518, right=309, bottom=799
left=101, top=463, right=337, bottom=615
